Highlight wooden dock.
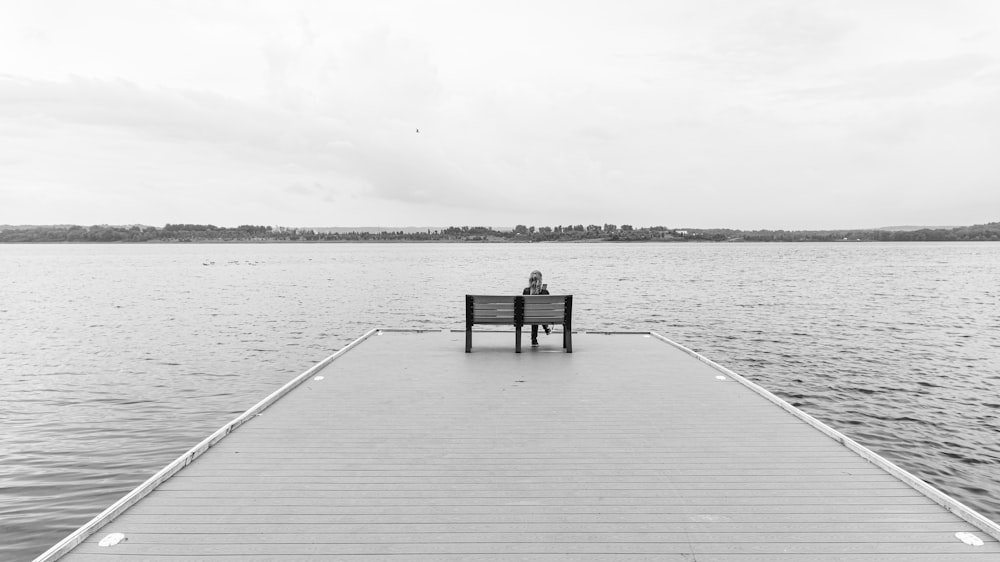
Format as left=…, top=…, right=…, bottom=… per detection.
left=42, top=330, right=1000, bottom=561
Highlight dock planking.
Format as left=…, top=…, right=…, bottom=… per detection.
left=49, top=330, right=1000, bottom=561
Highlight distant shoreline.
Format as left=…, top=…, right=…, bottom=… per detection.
left=2, top=238, right=999, bottom=245
left=1, top=222, right=998, bottom=243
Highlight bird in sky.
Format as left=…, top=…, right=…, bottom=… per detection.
left=416, top=128, right=420, bottom=133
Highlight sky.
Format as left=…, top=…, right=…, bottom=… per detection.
left=2, top=0, right=999, bottom=230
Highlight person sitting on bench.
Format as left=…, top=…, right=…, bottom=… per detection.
left=522, top=270, right=551, bottom=346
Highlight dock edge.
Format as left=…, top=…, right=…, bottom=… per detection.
left=31, top=328, right=381, bottom=562
left=648, top=330, right=1000, bottom=542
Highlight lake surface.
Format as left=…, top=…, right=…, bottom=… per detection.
left=2, top=242, right=999, bottom=560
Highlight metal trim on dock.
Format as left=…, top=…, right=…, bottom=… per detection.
left=648, top=330, right=1000, bottom=542
left=32, top=328, right=380, bottom=562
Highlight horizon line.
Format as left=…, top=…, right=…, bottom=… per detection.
left=0, top=222, right=987, bottom=233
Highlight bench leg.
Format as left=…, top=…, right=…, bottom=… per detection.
left=515, top=326, right=522, bottom=353
left=465, top=325, right=472, bottom=353
left=565, top=323, right=572, bottom=353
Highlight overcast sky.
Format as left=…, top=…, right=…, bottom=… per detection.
left=2, top=1, right=999, bottom=229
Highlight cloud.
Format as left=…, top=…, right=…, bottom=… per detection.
left=789, top=53, right=999, bottom=100
left=629, top=1, right=853, bottom=81
left=0, top=72, right=522, bottom=222
left=3, top=1, right=1000, bottom=229
left=0, top=76, right=346, bottom=216
left=0, top=75, right=291, bottom=146
left=718, top=2, right=855, bottom=72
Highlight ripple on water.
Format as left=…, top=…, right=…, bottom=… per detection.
left=2, top=242, right=1000, bottom=560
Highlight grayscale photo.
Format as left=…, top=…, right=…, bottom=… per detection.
left=2, top=1, right=999, bottom=560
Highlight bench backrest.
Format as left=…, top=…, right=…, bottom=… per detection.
left=466, top=295, right=572, bottom=325
left=466, top=295, right=520, bottom=324
left=522, top=295, right=572, bottom=324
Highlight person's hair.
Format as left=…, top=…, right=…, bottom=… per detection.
left=528, top=270, right=543, bottom=295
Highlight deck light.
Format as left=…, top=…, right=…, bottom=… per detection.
left=98, top=533, right=126, bottom=547
left=956, top=532, right=984, bottom=546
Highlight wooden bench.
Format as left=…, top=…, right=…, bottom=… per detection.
left=465, top=294, right=573, bottom=353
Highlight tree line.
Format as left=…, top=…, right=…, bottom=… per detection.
left=1, top=222, right=998, bottom=243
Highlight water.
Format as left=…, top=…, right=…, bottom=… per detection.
left=2, top=242, right=998, bottom=560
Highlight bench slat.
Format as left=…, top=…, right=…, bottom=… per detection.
left=524, top=307, right=566, bottom=314
left=521, top=296, right=568, bottom=304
